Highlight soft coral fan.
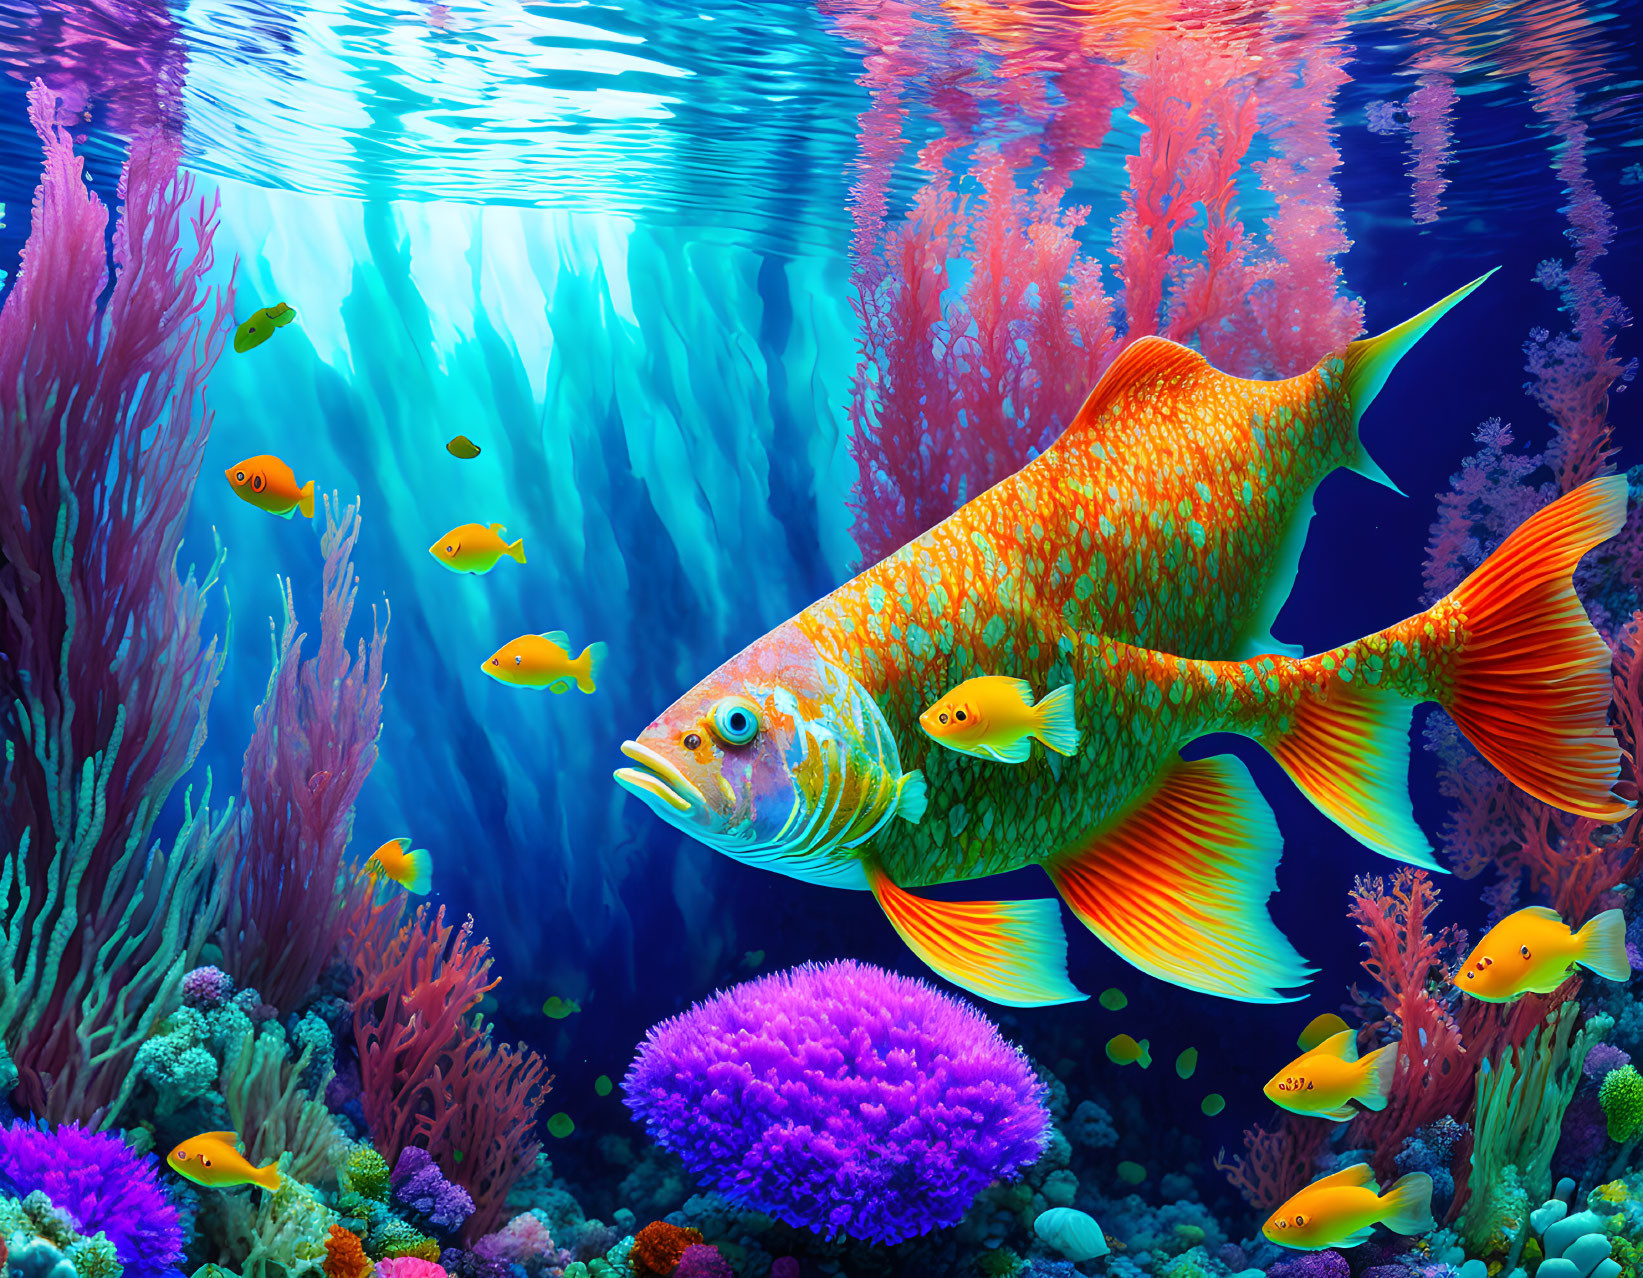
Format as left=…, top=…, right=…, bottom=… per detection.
left=624, top=959, right=1049, bottom=1245
left=0, top=78, right=235, bottom=1126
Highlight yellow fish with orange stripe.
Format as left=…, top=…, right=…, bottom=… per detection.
left=1264, top=1164, right=1433, bottom=1250
left=1263, top=1028, right=1397, bottom=1121
left=1454, top=905, right=1630, bottom=1001
left=365, top=837, right=433, bottom=895
left=167, top=1132, right=281, bottom=1192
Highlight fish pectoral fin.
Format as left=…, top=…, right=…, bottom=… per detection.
left=865, top=861, right=1087, bottom=1008
left=1320, top=1104, right=1357, bottom=1122
left=1046, top=754, right=1314, bottom=1003
left=1335, top=1228, right=1377, bottom=1250
left=549, top=679, right=572, bottom=694
left=981, top=738, right=1032, bottom=764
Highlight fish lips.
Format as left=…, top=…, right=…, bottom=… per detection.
left=614, top=740, right=706, bottom=817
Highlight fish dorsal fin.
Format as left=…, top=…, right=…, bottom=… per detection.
left=1308, top=1163, right=1377, bottom=1193
left=1002, top=677, right=1035, bottom=706
left=1059, top=337, right=1211, bottom=448
left=1302, top=1028, right=1359, bottom=1063
left=541, top=630, right=569, bottom=649
left=489, top=522, right=505, bottom=535
left=392, top=836, right=412, bottom=853
left=1515, top=905, right=1565, bottom=923
left=200, top=1131, right=241, bottom=1145
left=1297, top=1012, right=1352, bottom=1052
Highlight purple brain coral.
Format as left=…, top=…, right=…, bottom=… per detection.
left=624, top=959, right=1050, bottom=1244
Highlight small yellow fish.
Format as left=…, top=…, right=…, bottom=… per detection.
left=167, top=1132, right=281, bottom=1192
left=1297, top=1012, right=1353, bottom=1052
left=225, top=455, right=314, bottom=520
left=1455, top=906, right=1630, bottom=1002
left=1264, top=1164, right=1433, bottom=1251
left=233, top=303, right=295, bottom=354
left=482, top=632, right=607, bottom=694
left=446, top=435, right=482, bottom=459
left=1263, top=1029, right=1397, bottom=1121
left=365, top=837, right=432, bottom=895
left=918, top=676, right=1081, bottom=763
left=1105, top=1034, right=1151, bottom=1068
left=429, top=523, right=526, bottom=575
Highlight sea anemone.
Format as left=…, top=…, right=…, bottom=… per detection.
left=0, top=1121, right=184, bottom=1278
left=624, top=959, right=1050, bottom=1244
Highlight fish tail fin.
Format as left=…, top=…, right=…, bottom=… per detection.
left=1575, top=908, right=1632, bottom=982
left=895, top=769, right=928, bottom=824
left=254, top=1162, right=282, bottom=1193
left=298, top=480, right=315, bottom=520
left=1342, top=270, right=1496, bottom=493
left=1032, top=683, right=1082, bottom=756
left=1356, top=1042, right=1398, bottom=1112
left=1379, top=1172, right=1435, bottom=1235
left=1441, top=475, right=1632, bottom=821
left=575, top=642, right=608, bottom=694
left=508, top=538, right=527, bottom=564
left=1137, top=1039, right=1152, bottom=1070
left=1261, top=680, right=1438, bottom=869
left=404, top=847, right=434, bottom=896
left=866, top=862, right=1087, bottom=1007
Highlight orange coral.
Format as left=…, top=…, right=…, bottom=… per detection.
left=324, top=1226, right=373, bottom=1278
left=630, top=1222, right=705, bottom=1276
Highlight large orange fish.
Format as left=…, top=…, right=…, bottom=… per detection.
left=615, top=275, right=1631, bottom=1007
left=225, top=454, right=315, bottom=520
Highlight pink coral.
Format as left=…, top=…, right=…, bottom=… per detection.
left=473, top=1210, right=561, bottom=1262
left=1213, top=1115, right=1330, bottom=1210
left=375, top=1261, right=447, bottom=1278
left=675, top=1243, right=734, bottom=1278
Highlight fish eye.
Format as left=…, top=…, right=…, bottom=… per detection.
left=1306, top=1080, right=1314, bottom=1090
left=514, top=655, right=522, bottom=665
left=491, top=658, right=499, bottom=666
left=683, top=732, right=702, bottom=751
left=939, top=712, right=949, bottom=724
left=201, top=1156, right=212, bottom=1167
left=174, top=1150, right=188, bottom=1160
left=1466, top=971, right=1475, bottom=980
left=955, top=710, right=967, bottom=722
left=234, top=470, right=246, bottom=482
left=709, top=697, right=760, bottom=747
left=1521, top=945, right=1530, bottom=958
left=445, top=544, right=454, bottom=553
left=1294, top=1216, right=1305, bottom=1227
left=251, top=474, right=265, bottom=492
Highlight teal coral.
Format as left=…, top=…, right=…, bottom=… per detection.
left=134, top=1008, right=220, bottom=1116
left=1600, top=1066, right=1643, bottom=1141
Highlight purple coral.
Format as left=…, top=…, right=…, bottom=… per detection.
left=393, top=1146, right=476, bottom=1232
left=472, top=1209, right=567, bottom=1270
left=771, top=1261, right=801, bottom=1278
left=0, top=1121, right=185, bottom=1278
left=674, top=1243, right=733, bottom=1278
left=1269, top=1252, right=1352, bottom=1278
left=1583, top=1042, right=1631, bottom=1080
left=180, top=966, right=235, bottom=1009
left=624, top=959, right=1050, bottom=1245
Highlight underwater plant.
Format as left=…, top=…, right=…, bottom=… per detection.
left=623, top=958, right=1050, bottom=1244
left=0, top=77, right=235, bottom=1126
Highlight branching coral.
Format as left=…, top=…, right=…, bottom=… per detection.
left=1212, top=1114, right=1330, bottom=1210
left=219, top=496, right=389, bottom=1014
left=0, top=78, right=235, bottom=1127
left=624, top=959, right=1049, bottom=1244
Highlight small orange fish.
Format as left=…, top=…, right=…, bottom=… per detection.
left=429, top=523, right=526, bottom=575
left=225, top=455, right=315, bottom=520
left=365, top=837, right=433, bottom=895
left=918, top=676, right=1081, bottom=763
left=1264, top=1164, right=1433, bottom=1250
left=1263, top=1029, right=1397, bottom=1121
left=167, top=1132, right=281, bottom=1191
left=482, top=631, right=607, bottom=694
left=1454, top=906, right=1630, bottom=1002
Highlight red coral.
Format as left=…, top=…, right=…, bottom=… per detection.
left=1213, top=1114, right=1330, bottom=1210
left=323, top=1225, right=372, bottom=1278
left=350, top=905, right=550, bottom=1240
left=630, top=1222, right=705, bottom=1277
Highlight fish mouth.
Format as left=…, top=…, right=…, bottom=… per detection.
left=614, top=740, right=705, bottom=815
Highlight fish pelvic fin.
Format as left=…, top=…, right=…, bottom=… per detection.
left=1033, top=683, right=1082, bottom=757
left=1342, top=271, right=1495, bottom=494
left=1575, top=908, right=1631, bottom=982
left=253, top=1161, right=282, bottom=1193
left=895, top=769, right=928, bottom=824
left=1046, top=754, right=1314, bottom=1003
left=298, top=480, right=316, bottom=520
left=1261, top=680, right=1439, bottom=870
left=1356, top=1041, right=1398, bottom=1112
left=1378, top=1172, right=1435, bottom=1236
left=575, top=642, right=608, bottom=694
left=508, top=538, right=527, bottom=564
left=403, top=846, right=434, bottom=895
left=865, top=862, right=1087, bottom=1007
left=1441, top=475, right=1633, bottom=821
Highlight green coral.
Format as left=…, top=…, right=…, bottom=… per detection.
left=977, top=1247, right=1023, bottom=1277
left=340, top=1144, right=392, bottom=1201
left=1601, top=1065, right=1643, bottom=1142
left=367, top=1217, right=438, bottom=1262
left=67, top=1234, right=125, bottom=1278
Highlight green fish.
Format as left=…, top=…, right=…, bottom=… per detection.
left=233, top=303, right=295, bottom=353
left=542, top=996, right=580, bottom=1019
left=614, top=275, right=1630, bottom=1009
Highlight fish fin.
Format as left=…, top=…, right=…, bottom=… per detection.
left=1261, top=680, right=1439, bottom=870
left=1343, top=270, right=1495, bottom=477
left=1356, top=1041, right=1398, bottom=1112
left=866, top=862, right=1087, bottom=1007
left=895, top=770, right=927, bottom=824
left=489, top=522, right=505, bottom=534
left=1235, top=486, right=1315, bottom=662
left=201, top=1131, right=242, bottom=1145
left=1320, top=1105, right=1357, bottom=1122
left=508, top=538, right=527, bottom=564
left=1060, top=337, right=1211, bottom=449
left=392, top=836, right=412, bottom=852
left=985, top=738, right=1033, bottom=764
left=1525, top=965, right=1579, bottom=994
left=1001, top=677, right=1035, bottom=706
left=1046, top=754, right=1313, bottom=1003
left=254, top=1161, right=283, bottom=1193
left=297, top=480, right=315, bottom=520
left=1335, top=1229, right=1377, bottom=1250
left=1441, top=475, right=1633, bottom=821
left=1033, top=683, right=1082, bottom=757
left=1517, top=905, right=1565, bottom=922
left=576, top=641, right=607, bottom=694
left=1575, top=909, right=1631, bottom=981
left=549, top=679, right=572, bottom=694
left=1378, top=1172, right=1435, bottom=1236
left=278, top=505, right=295, bottom=520
left=274, top=304, right=296, bottom=326
left=541, top=630, right=570, bottom=649
left=1308, top=1163, right=1378, bottom=1192
left=404, top=847, right=433, bottom=896
left=1137, top=1039, right=1151, bottom=1069
left=1304, top=1028, right=1360, bottom=1062
left=1297, top=1012, right=1352, bottom=1052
